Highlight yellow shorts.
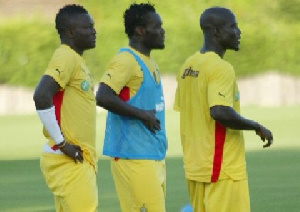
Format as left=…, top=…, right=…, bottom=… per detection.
left=111, top=158, right=166, bottom=212
left=187, top=179, right=250, bottom=212
left=40, top=153, right=98, bottom=212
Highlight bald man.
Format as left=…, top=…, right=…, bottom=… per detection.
left=174, top=7, right=273, bottom=212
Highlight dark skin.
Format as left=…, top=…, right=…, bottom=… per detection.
left=33, top=13, right=96, bottom=162
left=96, top=12, right=165, bottom=133
left=201, top=10, right=273, bottom=147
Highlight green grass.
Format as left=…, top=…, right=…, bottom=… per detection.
left=1, top=106, right=299, bottom=159
left=0, top=151, right=300, bottom=211
left=0, top=106, right=300, bottom=211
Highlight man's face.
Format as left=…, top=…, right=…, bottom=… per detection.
left=143, top=12, right=165, bottom=50
left=71, top=13, right=97, bottom=51
left=219, top=13, right=241, bottom=51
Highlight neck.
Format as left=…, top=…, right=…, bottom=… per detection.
left=129, top=39, right=151, bottom=56
left=200, top=37, right=226, bottom=58
left=61, top=40, right=83, bottom=55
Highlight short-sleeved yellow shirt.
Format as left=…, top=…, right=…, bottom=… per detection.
left=44, top=45, right=97, bottom=168
left=101, top=47, right=160, bottom=101
left=174, top=51, right=246, bottom=182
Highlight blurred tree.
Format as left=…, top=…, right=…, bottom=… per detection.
left=0, top=0, right=299, bottom=87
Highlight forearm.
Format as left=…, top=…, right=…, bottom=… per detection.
left=99, top=94, right=146, bottom=120
left=96, top=83, right=147, bottom=121
left=210, top=105, right=260, bottom=131
left=218, top=114, right=259, bottom=130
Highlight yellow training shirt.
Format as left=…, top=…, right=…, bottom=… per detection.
left=174, top=51, right=247, bottom=182
left=101, top=47, right=160, bottom=101
left=44, top=45, right=97, bottom=168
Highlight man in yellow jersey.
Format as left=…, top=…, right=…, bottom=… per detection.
left=33, top=4, right=98, bottom=211
left=96, top=3, right=167, bottom=212
left=174, top=7, right=273, bottom=212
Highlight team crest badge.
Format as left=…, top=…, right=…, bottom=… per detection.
left=81, top=80, right=90, bottom=91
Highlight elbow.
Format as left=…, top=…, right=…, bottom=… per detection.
left=96, top=83, right=116, bottom=109
left=96, top=95, right=106, bottom=108
left=96, top=91, right=111, bottom=109
left=33, top=90, right=51, bottom=109
left=210, top=105, right=230, bottom=123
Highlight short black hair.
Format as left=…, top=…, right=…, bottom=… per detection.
left=55, top=4, right=88, bottom=35
left=200, top=7, right=233, bottom=31
left=123, top=3, right=156, bottom=38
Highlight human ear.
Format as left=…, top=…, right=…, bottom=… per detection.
left=64, top=28, right=75, bottom=39
left=134, top=26, right=146, bottom=36
left=213, top=27, right=223, bottom=38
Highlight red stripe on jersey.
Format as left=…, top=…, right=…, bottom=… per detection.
left=52, top=90, right=64, bottom=151
left=53, top=90, right=64, bottom=126
left=211, top=122, right=226, bottom=182
left=119, top=86, right=130, bottom=102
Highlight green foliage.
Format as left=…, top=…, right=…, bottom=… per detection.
left=0, top=0, right=299, bottom=87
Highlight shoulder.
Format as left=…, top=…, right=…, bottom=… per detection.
left=110, top=50, right=137, bottom=67
left=49, top=45, right=80, bottom=66
left=209, top=54, right=234, bottom=77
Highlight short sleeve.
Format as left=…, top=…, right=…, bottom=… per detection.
left=44, top=51, right=76, bottom=88
left=101, top=52, right=135, bottom=94
left=207, top=63, right=235, bottom=108
left=173, top=70, right=182, bottom=111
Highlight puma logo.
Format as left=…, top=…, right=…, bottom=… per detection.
left=218, top=92, right=225, bottom=97
left=55, top=69, right=62, bottom=75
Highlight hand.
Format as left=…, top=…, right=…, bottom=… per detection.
left=60, top=142, right=84, bottom=163
left=142, top=110, right=161, bottom=134
left=255, top=125, right=273, bottom=148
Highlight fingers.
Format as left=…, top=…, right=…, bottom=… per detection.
left=74, top=145, right=83, bottom=153
left=144, top=110, right=161, bottom=133
left=154, top=119, right=161, bottom=130
left=263, top=138, right=273, bottom=148
left=74, top=150, right=84, bottom=163
left=256, top=125, right=273, bottom=148
left=73, top=145, right=83, bottom=163
left=260, top=130, right=273, bottom=148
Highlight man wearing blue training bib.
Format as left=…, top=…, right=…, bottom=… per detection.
left=96, top=3, right=167, bottom=212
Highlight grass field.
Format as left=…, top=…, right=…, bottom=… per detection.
left=0, top=106, right=300, bottom=211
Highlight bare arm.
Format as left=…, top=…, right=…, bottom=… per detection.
left=33, top=75, right=84, bottom=162
left=210, top=105, right=273, bottom=148
left=96, top=82, right=160, bottom=133
left=33, top=75, right=60, bottom=110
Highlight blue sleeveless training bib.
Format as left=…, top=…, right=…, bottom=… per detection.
left=103, top=48, right=168, bottom=160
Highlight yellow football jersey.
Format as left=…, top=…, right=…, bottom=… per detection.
left=101, top=47, right=160, bottom=101
left=43, top=44, right=97, bottom=168
left=174, top=51, right=247, bottom=182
